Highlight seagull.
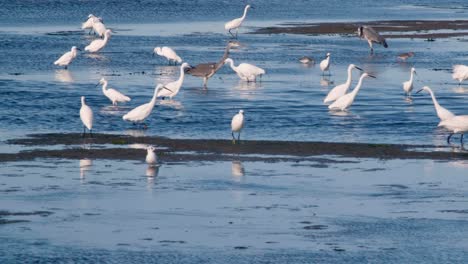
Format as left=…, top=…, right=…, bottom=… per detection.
left=403, top=67, right=417, bottom=96
left=224, top=58, right=265, bottom=82
left=54, top=46, right=79, bottom=69
left=328, top=73, right=375, bottom=111
left=85, top=29, right=112, bottom=53
left=231, top=110, right=245, bottom=142
left=98, top=78, right=131, bottom=106
left=319, top=53, right=331, bottom=76
left=324, top=64, right=363, bottom=104
left=452, top=65, right=468, bottom=86
left=146, top=146, right=158, bottom=166
left=224, top=5, right=252, bottom=38
left=357, top=26, right=388, bottom=54
left=153, top=46, right=182, bottom=65
left=416, top=86, right=455, bottom=121
left=157, top=62, right=191, bottom=99
left=80, top=96, right=94, bottom=137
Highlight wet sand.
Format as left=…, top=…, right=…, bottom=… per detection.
left=3, top=133, right=467, bottom=163
left=252, top=20, right=468, bottom=38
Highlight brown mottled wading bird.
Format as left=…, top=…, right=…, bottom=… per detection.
left=357, top=26, right=388, bottom=54
left=397, top=52, right=415, bottom=61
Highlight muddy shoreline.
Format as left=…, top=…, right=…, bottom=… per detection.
left=2, top=133, right=467, bottom=162
left=252, top=20, right=468, bottom=38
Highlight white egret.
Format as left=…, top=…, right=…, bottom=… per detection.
left=92, top=20, right=107, bottom=38
left=54, top=46, right=79, bottom=69
left=452, top=65, right=468, bottom=86
left=98, top=78, right=131, bottom=106
left=153, top=47, right=182, bottom=65
left=85, top=29, right=111, bottom=53
left=224, top=58, right=265, bottom=82
left=403, top=67, right=417, bottom=96
left=323, top=64, right=363, bottom=104
left=357, top=26, right=388, bottom=54
left=224, top=5, right=252, bottom=38
left=416, top=86, right=455, bottom=121
left=146, top=146, right=158, bottom=165
left=157, top=62, right=190, bottom=99
left=328, top=73, right=375, bottom=111
left=81, top=14, right=102, bottom=34
left=438, top=115, right=468, bottom=144
left=299, top=56, right=314, bottom=64
left=231, top=110, right=245, bottom=142
left=319, top=53, right=331, bottom=75
left=122, top=84, right=172, bottom=126
left=80, top=96, right=94, bottom=136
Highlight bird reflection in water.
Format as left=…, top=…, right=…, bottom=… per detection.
left=231, top=160, right=245, bottom=182
left=320, top=77, right=333, bottom=87
left=79, top=159, right=93, bottom=180
left=55, top=69, right=75, bottom=83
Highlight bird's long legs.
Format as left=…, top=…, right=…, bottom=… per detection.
left=238, top=132, right=241, bottom=141
left=82, top=126, right=86, bottom=137
left=447, top=133, right=454, bottom=144
left=461, top=134, right=464, bottom=144
left=228, top=29, right=236, bottom=38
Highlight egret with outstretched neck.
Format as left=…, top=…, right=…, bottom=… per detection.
left=328, top=73, right=375, bottom=111
left=98, top=78, right=131, bottom=106
left=324, top=64, right=363, bottom=104
left=416, top=86, right=455, bottom=121
left=157, top=62, right=191, bottom=99
left=225, top=5, right=252, bottom=38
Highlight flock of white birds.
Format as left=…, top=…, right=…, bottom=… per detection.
left=51, top=5, right=468, bottom=165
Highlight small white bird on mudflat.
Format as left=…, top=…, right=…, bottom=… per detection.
left=224, top=58, right=265, bottom=82
left=54, top=46, right=79, bottom=69
left=403, top=67, right=417, bottom=96
left=438, top=115, right=468, bottom=144
left=153, top=47, right=182, bottom=65
left=224, top=5, right=252, bottom=38
left=80, top=96, right=94, bottom=136
left=85, top=29, right=112, bottom=53
left=231, top=110, right=245, bottom=142
left=452, top=65, right=468, bottom=86
left=146, top=145, right=158, bottom=165
left=320, top=53, right=331, bottom=75
left=98, top=78, right=131, bottom=106
left=416, top=86, right=454, bottom=122
left=324, top=64, right=363, bottom=104
left=328, top=72, right=375, bottom=111
left=157, top=62, right=191, bottom=99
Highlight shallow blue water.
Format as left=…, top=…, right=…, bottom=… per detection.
left=0, top=0, right=467, bottom=145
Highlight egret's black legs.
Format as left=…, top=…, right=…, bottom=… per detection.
left=461, top=134, right=464, bottom=144
left=447, top=133, right=454, bottom=144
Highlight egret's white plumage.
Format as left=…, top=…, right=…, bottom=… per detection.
left=123, top=84, right=168, bottom=124
left=438, top=115, right=468, bottom=144
left=328, top=73, right=374, bottom=111
left=231, top=109, right=245, bottom=141
left=54, top=46, right=78, bottom=69
left=416, top=86, right=455, bottom=121
left=80, top=96, right=94, bottom=135
left=81, top=14, right=101, bottom=31
left=224, top=58, right=265, bottom=82
left=99, top=78, right=131, bottom=106
left=85, top=29, right=111, bottom=53
left=154, top=47, right=182, bottom=64
left=92, top=21, right=107, bottom=37
left=157, top=62, right=190, bottom=99
left=452, top=65, right=468, bottom=86
left=224, top=5, right=251, bottom=38
left=403, top=67, right=417, bottom=95
left=320, top=53, right=331, bottom=75
left=324, top=64, right=363, bottom=104
left=146, top=146, right=158, bottom=165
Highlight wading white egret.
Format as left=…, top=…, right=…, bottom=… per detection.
left=85, top=29, right=111, bottom=53
left=98, top=78, right=131, bottom=106
left=438, top=115, right=468, bottom=144
left=403, top=67, right=417, bottom=96
left=146, top=145, right=158, bottom=165
left=231, top=110, right=245, bottom=141
left=157, top=62, right=190, bottom=99
left=323, top=64, right=363, bottom=104
left=54, top=46, right=79, bottom=69
left=225, top=5, right=252, bottom=38
left=320, top=53, right=331, bottom=75
left=122, top=84, right=171, bottom=126
left=82, top=14, right=102, bottom=34
left=328, top=72, right=375, bottom=111
left=80, top=96, right=94, bottom=136
left=452, top=65, right=468, bottom=86
left=92, top=20, right=107, bottom=38
left=357, top=26, right=388, bottom=54
left=416, top=86, right=455, bottom=121
left=224, top=58, right=265, bottom=82
left=153, top=47, right=182, bottom=65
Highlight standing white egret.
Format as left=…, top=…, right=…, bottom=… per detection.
left=98, top=78, right=131, bottom=106
left=328, top=73, right=375, bottom=111
left=153, top=47, right=182, bottom=65
left=122, top=84, right=172, bottom=126
left=81, top=14, right=102, bottom=34
left=224, top=58, right=265, bottom=82
left=416, top=86, right=455, bottom=121
left=320, top=53, right=331, bottom=76
left=438, top=115, right=468, bottom=144
left=323, top=64, right=363, bottom=104
left=231, top=110, right=245, bottom=142
left=452, top=65, right=468, bottom=86
left=357, top=26, right=388, bottom=54
left=54, top=46, right=79, bottom=69
left=402, top=67, right=417, bottom=96
left=85, top=29, right=111, bottom=53
left=146, top=146, right=158, bottom=165
left=157, top=62, right=191, bottom=99
left=92, top=20, right=107, bottom=38
left=224, top=5, right=252, bottom=38
left=80, top=96, right=94, bottom=136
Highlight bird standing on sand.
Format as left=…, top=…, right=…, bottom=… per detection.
left=98, top=78, right=131, bottom=106
left=452, top=65, right=468, bottom=86
left=54, top=46, right=79, bottom=69
left=320, top=53, right=331, bottom=76
left=146, top=146, right=158, bottom=165
left=153, top=46, right=182, bottom=65
left=80, top=96, right=94, bottom=137
left=328, top=73, right=375, bottom=111
left=225, top=5, right=252, bottom=38
left=397, top=52, right=414, bottom=61
left=157, top=62, right=191, bottom=99
left=416, top=86, right=455, bottom=122
left=402, top=67, right=417, bottom=96
left=324, top=64, right=363, bottom=104
left=224, top=58, right=265, bottom=82
left=231, top=110, right=245, bottom=142
left=85, top=29, right=112, bottom=53
left=357, top=26, right=388, bottom=54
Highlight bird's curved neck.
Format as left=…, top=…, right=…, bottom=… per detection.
left=227, top=60, right=237, bottom=71
left=150, top=88, right=159, bottom=105
left=101, top=81, right=108, bottom=91
left=352, top=76, right=366, bottom=95
left=81, top=98, right=86, bottom=105
left=345, top=67, right=353, bottom=85
left=241, top=7, right=249, bottom=20
left=409, top=71, right=415, bottom=82
left=175, top=66, right=186, bottom=87
left=427, top=89, right=442, bottom=109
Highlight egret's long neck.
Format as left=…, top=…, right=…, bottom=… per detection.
left=428, top=89, right=442, bottom=110
left=81, top=97, right=86, bottom=106
left=409, top=71, right=415, bottom=83
left=345, top=66, right=353, bottom=85
left=228, top=60, right=237, bottom=72
left=241, top=7, right=249, bottom=20
left=177, top=66, right=186, bottom=84
left=150, top=88, right=159, bottom=106
left=103, top=33, right=109, bottom=42
left=351, top=76, right=366, bottom=96
left=101, top=81, right=108, bottom=92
